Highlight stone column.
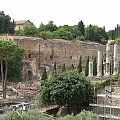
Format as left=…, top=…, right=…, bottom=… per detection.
left=105, top=43, right=110, bottom=76
left=88, top=62, right=93, bottom=77
left=97, top=51, right=102, bottom=77
left=113, top=44, right=118, bottom=75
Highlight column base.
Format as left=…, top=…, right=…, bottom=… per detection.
left=113, top=72, right=118, bottom=76
left=97, top=73, right=102, bottom=78
left=88, top=75, right=93, bottom=78
left=105, top=72, right=110, bottom=77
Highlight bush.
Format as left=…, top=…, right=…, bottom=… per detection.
left=59, top=111, right=100, bottom=120
left=1, top=109, right=53, bottom=120
left=39, top=70, right=93, bottom=114
left=76, top=35, right=85, bottom=41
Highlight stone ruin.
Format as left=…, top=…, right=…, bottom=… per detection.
left=88, top=43, right=120, bottom=78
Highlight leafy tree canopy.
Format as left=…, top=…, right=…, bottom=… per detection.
left=39, top=70, right=93, bottom=113
left=0, top=11, right=15, bottom=34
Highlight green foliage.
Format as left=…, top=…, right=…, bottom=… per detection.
left=0, top=40, right=24, bottom=98
left=62, top=63, right=66, bottom=72
left=53, top=61, right=57, bottom=71
left=85, top=24, right=108, bottom=42
left=39, top=31, right=53, bottom=40
left=0, top=11, right=15, bottom=34
left=118, top=61, right=120, bottom=75
left=59, top=111, right=100, bottom=120
left=78, top=56, right=82, bottom=73
left=23, top=25, right=37, bottom=36
left=70, top=64, right=74, bottom=70
left=94, top=77, right=120, bottom=91
left=78, top=20, right=85, bottom=36
left=85, top=56, right=89, bottom=77
left=15, top=29, right=24, bottom=36
left=76, top=35, right=85, bottom=41
left=45, top=21, right=58, bottom=32
left=39, top=70, right=93, bottom=113
left=38, top=22, right=46, bottom=32
left=53, top=27, right=73, bottom=40
left=0, top=40, right=24, bottom=81
left=41, top=67, right=48, bottom=80
left=1, top=109, right=53, bottom=120
left=93, top=57, right=97, bottom=76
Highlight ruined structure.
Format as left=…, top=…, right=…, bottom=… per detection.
left=1, top=36, right=120, bottom=81
left=13, top=38, right=106, bottom=80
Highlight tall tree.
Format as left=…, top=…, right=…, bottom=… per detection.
left=78, top=56, right=82, bottom=73
left=0, top=40, right=24, bottom=98
left=62, top=63, right=66, bottom=72
left=53, top=61, right=57, bottom=71
left=93, top=57, right=97, bottom=76
left=0, top=11, right=15, bottom=34
left=24, top=25, right=37, bottom=36
left=70, top=64, right=74, bottom=70
left=41, top=67, right=47, bottom=80
left=45, top=21, right=57, bottom=32
left=78, top=20, right=85, bottom=36
left=85, top=56, right=89, bottom=77
left=38, top=22, right=46, bottom=32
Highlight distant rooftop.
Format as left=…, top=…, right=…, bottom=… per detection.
left=15, top=20, right=33, bottom=25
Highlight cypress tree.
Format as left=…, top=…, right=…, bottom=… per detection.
left=53, top=61, right=57, bottom=71
left=102, top=59, right=104, bottom=75
left=62, top=63, right=66, bottom=72
left=70, top=64, right=74, bottom=70
left=85, top=56, right=89, bottom=77
left=118, top=61, right=120, bottom=75
left=93, top=57, right=97, bottom=76
left=78, top=56, right=82, bottom=73
left=78, top=20, right=85, bottom=36
left=41, top=67, right=47, bottom=80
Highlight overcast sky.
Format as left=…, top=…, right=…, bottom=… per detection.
left=0, top=0, right=120, bottom=31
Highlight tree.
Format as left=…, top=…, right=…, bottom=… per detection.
left=70, top=64, right=74, bottom=70
left=53, top=61, right=57, bottom=71
left=23, top=25, right=37, bottom=36
left=0, top=40, right=24, bottom=98
left=0, top=11, right=15, bottom=34
left=85, top=56, right=89, bottom=77
left=118, top=61, right=120, bottom=75
left=93, top=57, right=97, bottom=76
left=53, top=27, right=73, bottom=40
left=45, top=21, right=57, bottom=32
left=39, top=70, right=93, bottom=114
left=62, top=63, right=66, bottom=72
left=85, top=24, right=108, bottom=42
left=38, top=22, right=46, bottom=32
left=78, top=56, right=82, bottom=73
left=78, top=20, right=85, bottom=36
left=39, top=31, right=53, bottom=40
left=41, top=67, right=47, bottom=80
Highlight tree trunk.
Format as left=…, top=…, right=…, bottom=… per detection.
left=3, top=61, right=7, bottom=99
left=0, top=60, right=5, bottom=98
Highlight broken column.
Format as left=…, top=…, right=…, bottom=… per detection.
left=113, top=44, right=118, bottom=76
left=105, top=43, right=110, bottom=76
left=88, top=62, right=93, bottom=77
left=97, top=51, right=102, bottom=77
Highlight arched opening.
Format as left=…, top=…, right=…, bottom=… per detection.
left=28, top=71, right=33, bottom=80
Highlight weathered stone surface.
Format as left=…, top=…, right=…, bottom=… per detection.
left=2, top=37, right=120, bottom=80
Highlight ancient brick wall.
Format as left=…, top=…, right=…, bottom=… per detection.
left=13, top=39, right=107, bottom=80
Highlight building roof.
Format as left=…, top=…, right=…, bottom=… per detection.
left=15, top=20, right=33, bottom=25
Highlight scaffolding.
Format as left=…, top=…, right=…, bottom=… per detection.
left=90, top=79, right=120, bottom=119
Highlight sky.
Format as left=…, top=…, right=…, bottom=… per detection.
left=0, top=0, right=120, bottom=31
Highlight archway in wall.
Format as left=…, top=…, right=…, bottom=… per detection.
left=28, top=71, right=33, bottom=80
